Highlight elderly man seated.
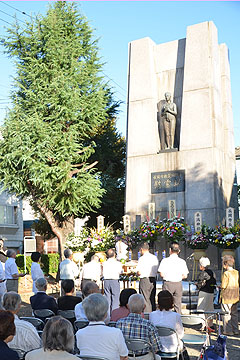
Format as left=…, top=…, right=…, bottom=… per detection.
left=76, top=293, right=128, bottom=360
left=116, top=294, right=161, bottom=360
left=74, top=281, right=100, bottom=320
left=30, top=277, right=58, bottom=314
left=3, top=292, right=41, bottom=352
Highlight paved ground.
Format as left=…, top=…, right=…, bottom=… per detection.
left=18, top=276, right=240, bottom=359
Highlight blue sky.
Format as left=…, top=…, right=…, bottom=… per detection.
left=0, top=1, right=239, bottom=145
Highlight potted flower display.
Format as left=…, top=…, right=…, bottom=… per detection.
left=160, top=216, right=189, bottom=243
left=185, top=225, right=211, bottom=260
left=138, top=218, right=163, bottom=248
left=210, top=223, right=240, bottom=257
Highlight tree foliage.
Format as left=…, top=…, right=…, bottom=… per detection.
left=87, top=91, right=126, bottom=228
left=0, top=2, right=111, bottom=255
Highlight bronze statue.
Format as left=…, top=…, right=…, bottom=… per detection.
left=158, top=92, right=177, bottom=150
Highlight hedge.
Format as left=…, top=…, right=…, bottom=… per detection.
left=16, top=253, right=60, bottom=274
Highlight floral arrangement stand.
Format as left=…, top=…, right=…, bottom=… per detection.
left=161, top=216, right=189, bottom=243
left=185, top=225, right=211, bottom=281
left=120, top=260, right=139, bottom=289
left=210, top=224, right=240, bottom=251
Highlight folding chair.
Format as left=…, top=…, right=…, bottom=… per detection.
left=33, top=309, right=55, bottom=323
left=74, top=319, right=89, bottom=331
left=20, top=316, right=45, bottom=330
left=58, top=309, right=76, bottom=324
left=156, top=325, right=183, bottom=360
left=107, top=321, right=116, bottom=327
left=77, top=356, right=108, bottom=360
left=12, top=348, right=26, bottom=360
left=124, top=338, right=156, bottom=359
left=181, top=314, right=208, bottom=346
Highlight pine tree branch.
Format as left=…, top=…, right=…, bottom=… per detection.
left=68, top=161, right=98, bottom=178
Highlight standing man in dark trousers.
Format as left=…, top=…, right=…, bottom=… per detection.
left=103, top=248, right=123, bottom=315
left=136, top=243, right=159, bottom=312
left=158, top=242, right=189, bottom=313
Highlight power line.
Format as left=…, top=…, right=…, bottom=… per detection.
left=102, top=71, right=127, bottom=94
left=0, top=1, right=31, bottom=18
left=0, top=17, right=11, bottom=26
left=0, top=9, right=25, bottom=24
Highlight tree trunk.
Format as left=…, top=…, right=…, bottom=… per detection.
left=36, top=203, right=74, bottom=260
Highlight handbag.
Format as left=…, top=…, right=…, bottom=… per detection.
left=203, top=335, right=227, bottom=360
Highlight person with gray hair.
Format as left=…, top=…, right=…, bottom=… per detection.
left=76, top=293, right=128, bottom=360
left=75, top=281, right=99, bottom=320
left=196, top=257, right=216, bottom=330
left=116, top=294, right=161, bottom=359
left=25, top=316, right=78, bottom=360
left=5, top=250, right=25, bottom=293
left=30, top=278, right=58, bottom=314
left=3, top=292, right=41, bottom=352
left=60, top=249, right=79, bottom=281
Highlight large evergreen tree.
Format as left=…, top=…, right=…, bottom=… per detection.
left=87, top=90, right=126, bottom=228
left=0, top=2, right=110, bottom=255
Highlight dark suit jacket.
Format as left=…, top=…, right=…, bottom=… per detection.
left=30, top=291, right=58, bottom=314
left=57, top=295, right=82, bottom=310
left=0, top=340, right=19, bottom=360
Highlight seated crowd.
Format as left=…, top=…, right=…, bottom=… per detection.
left=0, top=247, right=190, bottom=360
left=0, top=279, right=189, bottom=360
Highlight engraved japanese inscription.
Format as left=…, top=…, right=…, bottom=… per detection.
left=151, top=170, right=185, bottom=194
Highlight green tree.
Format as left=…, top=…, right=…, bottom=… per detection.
left=87, top=90, right=126, bottom=228
left=0, top=2, right=109, bottom=255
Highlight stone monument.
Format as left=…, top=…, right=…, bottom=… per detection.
left=125, top=21, right=238, bottom=265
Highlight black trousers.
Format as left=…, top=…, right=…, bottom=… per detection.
left=139, top=277, right=156, bottom=312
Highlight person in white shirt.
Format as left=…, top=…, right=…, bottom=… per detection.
left=136, top=242, right=159, bottom=312
left=158, top=242, right=189, bottom=313
left=103, top=248, right=123, bottom=314
left=5, top=250, right=25, bottom=293
left=0, top=260, right=6, bottom=299
left=150, top=290, right=187, bottom=355
left=31, top=252, right=44, bottom=294
left=76, top=293, right=128, bottom=360
left=3, top=291, right=41, bottom=352
left=75, top=281, right=100, bottom=320
left=81, top=254, right=101, bottom=290
left=59, top=249, right=79, bottom=295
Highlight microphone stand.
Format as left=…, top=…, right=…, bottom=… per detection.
left=186, top=254, right=194, bottom=314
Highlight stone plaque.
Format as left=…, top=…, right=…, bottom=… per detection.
left=168, top=200, right=176, bottom=218
left=194, top=212, right=202, bottom=232
left=151, top=170, right=185, bottom=194
left=226, top=207, right=234, bottom=228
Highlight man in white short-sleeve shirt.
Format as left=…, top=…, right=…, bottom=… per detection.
left=136, top=242, right=159, bottom=312
left=158, top=242, right=189, bottom=313
left=103, top=248, right=123, bottom=314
